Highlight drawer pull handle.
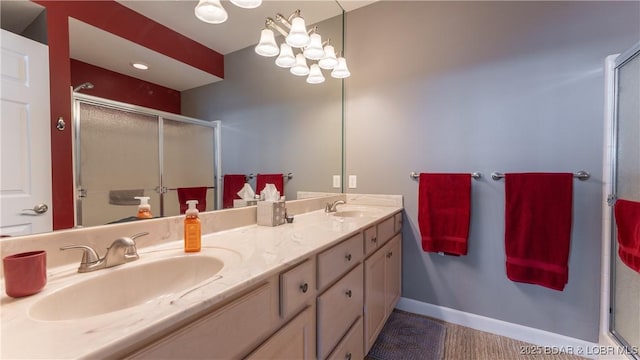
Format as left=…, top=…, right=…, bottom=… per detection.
left=346, top=352, right=352, bottom=360
left=345, top=290, right=352, bottom=298
left=300, top=283, right=309, bottom=293
left=345, top=253, right=352, bottom=261
left=387, top=251, right=393, bottom=258
left=372, top=237, right=377, bottom=243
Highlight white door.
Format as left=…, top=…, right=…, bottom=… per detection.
left=0, top=29, right=52, bottom=236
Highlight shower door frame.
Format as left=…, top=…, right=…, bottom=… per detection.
left=72, top=93, right=222, bottom=226
left=604, top=41, right=640, bottom=359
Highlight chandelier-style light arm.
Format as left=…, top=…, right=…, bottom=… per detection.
left=265, top=17, right=288, bottom=37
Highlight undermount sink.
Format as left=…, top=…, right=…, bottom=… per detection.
left=29, top=255, right=225, bottom=321
left=331, top=205, right=384, bottom=218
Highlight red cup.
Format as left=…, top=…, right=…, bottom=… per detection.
left=3, top=250, right=47, bottom=298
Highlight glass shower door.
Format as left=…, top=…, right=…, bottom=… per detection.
left=77, top=103, right=160, bottom=226
left=611, top=44, right=640, bottom=358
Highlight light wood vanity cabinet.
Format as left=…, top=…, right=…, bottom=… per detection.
left=128, top=279, right=279, bottom=359
left=364, top=233, right=402, bottom=354
left=126, top=210, right=402, bottom=360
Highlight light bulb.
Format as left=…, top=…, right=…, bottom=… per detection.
left=290, top=54, right=309, bottom=76
left=303, top=33, right=325, bottom=60
left=230, top=0, right=262, bottom=9
left=195, top=0, right=228, bottom=24
left=318, top=44, right=338, bottom=69
left=275, top=43, right=296, bottom=68
left=331, top=57, right=350, bottom=78
left=255, top=29, right=279, bottom=57
left=286, top=16, right=310, bottom=48
left=306, top=64, right=325, bottom=84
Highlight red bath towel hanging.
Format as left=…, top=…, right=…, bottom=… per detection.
left=504, top=173, right=573, bottom=291
left=418, top=173, right=471, bottom=256
left=614, top=199, right=640, bottom=273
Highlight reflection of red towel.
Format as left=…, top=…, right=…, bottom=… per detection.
left=418, top=173, right=471, bottom=256
left=504, top=173, right=573, bottom=291
left=256, top=174, right=284, bottom=197
left=223, top=174, right=246, bottom=209
left=177, top=187, right=207, bottom=214
left=614, top=199, right=640, bottom=273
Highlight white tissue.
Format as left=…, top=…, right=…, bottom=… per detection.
left=261, top=183, right=280, bottom=202
left=237, top=183, right=255, bottom=200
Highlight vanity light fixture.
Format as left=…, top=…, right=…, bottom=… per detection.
left=195, top=0, right=262, bottom=24
left=254, top=9, right=350, bottom=84
left=132, top=62, right=149, bottom=70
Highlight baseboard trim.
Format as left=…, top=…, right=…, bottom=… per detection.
left=396, top=297, right=600, bottom=358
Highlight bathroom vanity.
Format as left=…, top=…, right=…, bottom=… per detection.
left=0, top=195, right=402, bottom=359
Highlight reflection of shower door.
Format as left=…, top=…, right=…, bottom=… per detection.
left=77, top=103, right=160, bottom=227
left=610, top=43, right=640, bottom=358
left=74, top=96, right=221, bottom=227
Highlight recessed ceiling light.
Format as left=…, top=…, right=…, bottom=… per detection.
left=132, top=62, right=149, bottom=70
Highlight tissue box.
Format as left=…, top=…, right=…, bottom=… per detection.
left=257, top=201, right=286, bottom=226
left=233, top=199, right=257, bottom=208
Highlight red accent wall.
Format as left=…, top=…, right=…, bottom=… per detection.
left=70, top=60, right=181, bottom=113
left=33, top=0, right=224, bottom=230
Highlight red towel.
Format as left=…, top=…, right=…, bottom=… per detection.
left=418, top=173, right=471, bottom=256
left=614, top=199, right=640, bottom=273
left=504, top=173, right=573, bottom=291
left=256, top=173, right=284, bottom=197
left=177, top=187, right=207, bottom=214
left=223, top=174, right=246, bottom=209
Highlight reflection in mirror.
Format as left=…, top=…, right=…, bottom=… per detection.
left=74, top=96, right=219, bottom=227
left=0, top=1, right=345, bottom=234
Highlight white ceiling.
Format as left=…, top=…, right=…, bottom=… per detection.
left=1, top=0, right=374, bottom=91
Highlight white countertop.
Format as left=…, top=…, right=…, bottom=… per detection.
left=1, top=205, right=401, bottom=359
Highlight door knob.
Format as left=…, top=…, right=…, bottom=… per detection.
left=22, top=204, right=49, bottom=215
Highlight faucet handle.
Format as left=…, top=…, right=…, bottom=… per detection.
left=60, top=245, right=100, bottom=265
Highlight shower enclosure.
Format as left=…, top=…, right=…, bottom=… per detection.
left=73, top=94, right=221, bottom=227
left=608, top=42, right=640, bottom=358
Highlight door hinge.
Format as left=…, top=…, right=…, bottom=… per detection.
left=607, top=194, right=617, bottom=206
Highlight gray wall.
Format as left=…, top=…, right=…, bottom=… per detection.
left=182, top=14, right=344, bottom=201
left=344, top=1, right=639, bottom=341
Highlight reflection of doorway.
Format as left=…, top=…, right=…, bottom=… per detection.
left=0, top=29, right=52, bottom=236
left=73, top=94, right=221, bottom=227
left=606, top=42, right=640, bottom=358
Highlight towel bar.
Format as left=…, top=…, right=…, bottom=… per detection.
left=410, top=171, right=482, bottom=180
left=491, top=171, right=590, bottom=181
left=247, top=173, right=293, bottom=180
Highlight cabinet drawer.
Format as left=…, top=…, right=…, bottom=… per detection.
left=129, top=280, right=277, bottom=359
left=317, top=233, right=363, bottom=290
left=363, top=225, right=378, bottom=256
left=376, top=216, right=395, bottom=246
left=317, top=264, right=363, bottom=360
left=246, top=305, right=315, bottom=360
left=394, top=212, right=403, bottom=233
left=280, top=258, right=315, bottom=319
left=326, top=316, right=363, bottom=360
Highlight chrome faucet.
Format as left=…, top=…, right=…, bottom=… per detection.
left=325, top=200, right=346, bottom=213
left=61, top=232, right=148, bottom=273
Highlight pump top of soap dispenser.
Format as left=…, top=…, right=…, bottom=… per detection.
left=185, top=200, right=199, bottom=217
left=134, top=196, right=152, bottom=219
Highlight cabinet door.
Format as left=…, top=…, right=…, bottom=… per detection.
left=246, top=306, right=315, bottom=360
left=363, top=247, right=386, bottom=353
left=385, top=234, right=402, bottom=315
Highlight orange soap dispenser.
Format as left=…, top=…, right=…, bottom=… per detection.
left=184, top=200, right=201, bottom=252
left=134, top=196, right=153, bottom=219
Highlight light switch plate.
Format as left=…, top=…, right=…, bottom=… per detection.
left=333, top=175, right=341, bottom=188
left=348, top=175, right=357, bottom=188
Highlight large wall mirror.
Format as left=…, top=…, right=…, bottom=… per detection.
left=1, top=1, right=345, bottom=233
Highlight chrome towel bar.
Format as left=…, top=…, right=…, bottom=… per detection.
left=410, top=171, right=482, bottom=180
left=490, top=171, right=590, bottom=181
left=247, top=173, right=293, bottom=180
